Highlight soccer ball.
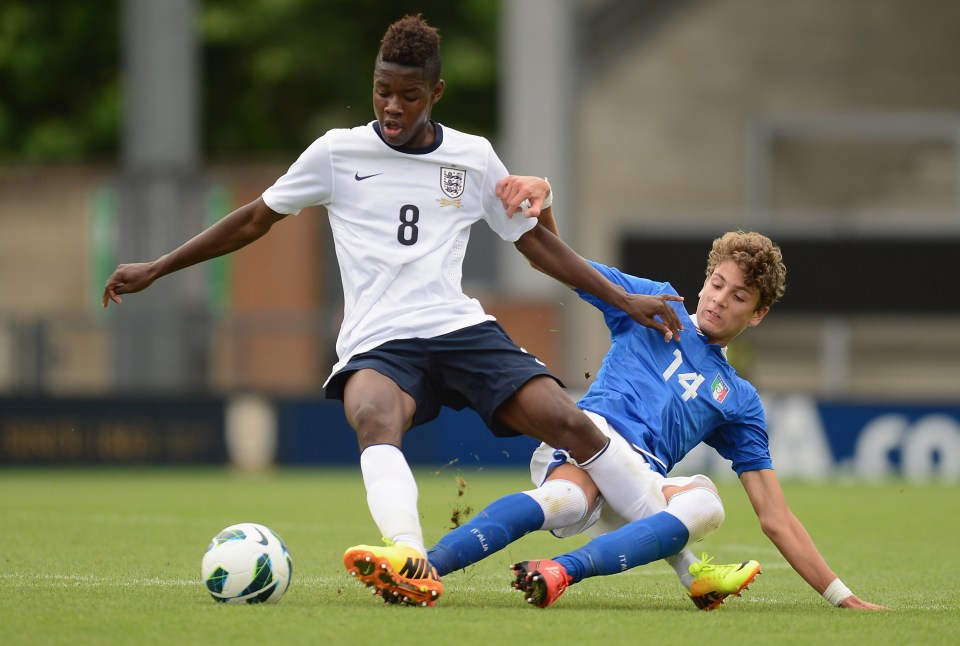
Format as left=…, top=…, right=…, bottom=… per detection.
left=201, top=522, right=293, bottom=603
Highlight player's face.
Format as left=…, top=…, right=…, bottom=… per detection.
left=372, top=60, right=444, bottom=148
left=696, top=260, right=769, bottom=346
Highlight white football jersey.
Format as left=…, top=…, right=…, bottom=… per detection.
left=261, top=121, right=537, bottom=380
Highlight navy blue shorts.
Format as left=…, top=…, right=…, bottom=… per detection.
left=325, top=320, right=562, bottom=437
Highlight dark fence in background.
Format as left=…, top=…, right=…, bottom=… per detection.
left=621, top=236, right=959, bottom=313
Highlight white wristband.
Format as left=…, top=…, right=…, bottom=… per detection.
left=541, top=177, right=552, bottom=209
left=822, top=578, right=853, bottom=606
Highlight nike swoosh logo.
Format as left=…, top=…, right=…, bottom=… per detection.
left=355, top=172, right=383, bottom=181
left=250, top=527, right=269, bottom=545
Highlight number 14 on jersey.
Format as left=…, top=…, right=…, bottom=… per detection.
left=662, top=349, right=705, bottom=401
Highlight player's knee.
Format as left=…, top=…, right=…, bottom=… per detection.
left=685, top=474, right=718, bottom=495
left=523, top=479, right=589, bottom=530
left=665, top=482, right=725, bottom=544
left=349, top=402, right=405, bottom=447
left=662, top=474, right=718, bottom=503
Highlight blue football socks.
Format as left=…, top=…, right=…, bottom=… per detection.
left=428, top=493, right=545, bottom=576
left=555, top=511, right=689, bottom=583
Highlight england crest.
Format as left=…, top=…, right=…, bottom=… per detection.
left=440, top=167, right=466, bottom=199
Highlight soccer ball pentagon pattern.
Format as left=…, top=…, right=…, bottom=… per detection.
left=201, top=523, right=293, bottom=603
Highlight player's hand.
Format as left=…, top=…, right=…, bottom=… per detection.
left=839, top=595, right=888, bottom=611
left=496, top=175, right=551, bottom=219
left=102, top=261, right=159, bottom=308
left=625, top=293, right=684, bottom=342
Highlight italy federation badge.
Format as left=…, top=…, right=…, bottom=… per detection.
left=711, top=374, right=729, bottom=403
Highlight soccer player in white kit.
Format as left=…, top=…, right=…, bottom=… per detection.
left=101, top=15, right=687, bottom=607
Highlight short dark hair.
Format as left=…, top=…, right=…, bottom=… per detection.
left=377, top=14, right=442, bottom=84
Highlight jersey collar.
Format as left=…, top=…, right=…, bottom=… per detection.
left=371, top=120, right=444, bottom=155
left=689, top=313, right=728, bottom=359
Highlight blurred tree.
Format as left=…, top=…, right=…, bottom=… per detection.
left=201, top=0, right=501, bottom=160
left=0, top=0, right=499, bottom=162
left=0, top=0, right=122, bottom=162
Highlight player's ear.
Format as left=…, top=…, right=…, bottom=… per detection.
left=748, top=306, right=769, bottom=328
left=431, top=79, right=445, bottom=104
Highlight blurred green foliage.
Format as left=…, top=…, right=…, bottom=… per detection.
left=0, top=0, right=121, bottom=162
left=0, top=0, right=499, bottom=162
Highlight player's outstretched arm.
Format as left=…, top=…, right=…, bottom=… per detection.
left=514, top=223, right=683, bottom=342
left=502, top=174, right=682, bottom=341
left=102, top=198, right=286, bottom=308
left=739, top=469, right=887, bottom=610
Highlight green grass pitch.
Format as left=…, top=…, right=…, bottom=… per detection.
left=2, top=467, right=957, bottom=645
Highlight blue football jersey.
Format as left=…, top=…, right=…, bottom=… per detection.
left=575, top=261, right=773, bottom=477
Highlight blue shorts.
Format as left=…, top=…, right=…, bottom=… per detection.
left=325, top=320, right=562, bottom=437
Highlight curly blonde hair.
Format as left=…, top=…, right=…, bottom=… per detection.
left=705, top=231, right=786, bottom=311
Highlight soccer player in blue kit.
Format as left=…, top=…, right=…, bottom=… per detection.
left=427, top=194, right=886, bottom=611
left=101, top=15, right=687, bottom=608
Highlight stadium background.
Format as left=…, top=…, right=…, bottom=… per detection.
left=1, top=0, right=958, bottom=480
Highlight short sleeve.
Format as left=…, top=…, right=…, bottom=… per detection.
left=478, top=142, right=538, bottom=242
left=703, top=396, right=773, bottom=475
left=261, top=135, right=334, bottom=215
left=575, top=261, right=675, bottom=333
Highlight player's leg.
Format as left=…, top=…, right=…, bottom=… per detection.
left=512, top=507, right=692, bottom=607
left=335, top=366, right=443, bottom=606
left=512, top=474, right=715, bottom=607
left=574, top=473, right=722, bottom=590
left=428, top=464, right=597, bottom=576
left=429, top=322, right=667, bottom=536
left=582, top=473, right=738, bottom=594
left=495, top=379, right=669, bottom=523
left=660, top=475, right=760, bottom=609
left=342, top=368, right=421, bottom=551
left=661, top=475, right=722, bottom=589
left=514, top=474, right=758, bottom=609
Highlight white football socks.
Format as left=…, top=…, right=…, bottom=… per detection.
left=359, top=444, right=426, bottom=556
left=523, top=478, right=589, bottom=530
left=664, top=486, right=725, bottom=591
left=666, top=550, right=699, bottom=590
left=665, top=486, right=725, bottom=543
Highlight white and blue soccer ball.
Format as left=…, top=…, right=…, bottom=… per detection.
left=201, top=522, right=292, bottom=604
